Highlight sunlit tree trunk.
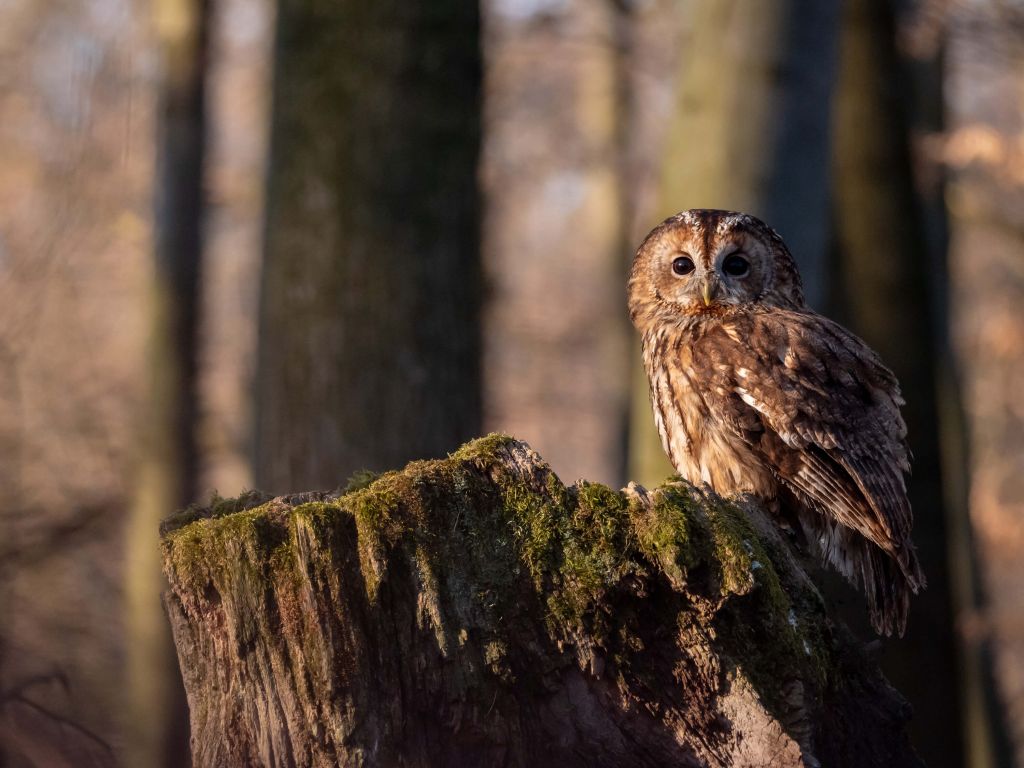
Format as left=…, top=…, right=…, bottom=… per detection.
left=629, top=0, right=842, bottom=487
left=255, top=2, right=481, bottom=493
left=125, top=0, right=208, bottom=763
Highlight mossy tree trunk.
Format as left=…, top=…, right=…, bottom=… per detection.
left=630, top=0, right=842, bottom=488
left=255, top=3, right=482, bottom=494
left=163, top=436, right=923, bottom=768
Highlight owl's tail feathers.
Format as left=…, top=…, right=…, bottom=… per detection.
left=864, top=544, right=925, bottom=638
left=798, top=510, right=926, bottom=636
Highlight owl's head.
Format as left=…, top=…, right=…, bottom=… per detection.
left=628, top=209, right=804, bottom=328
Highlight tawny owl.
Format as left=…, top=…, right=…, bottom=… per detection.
left=628, top=209, right=925, bottom=636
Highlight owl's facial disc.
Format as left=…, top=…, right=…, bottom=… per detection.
left=658, top=235, right=762, bottom=313
left=628, top=210, right=806, bottom=330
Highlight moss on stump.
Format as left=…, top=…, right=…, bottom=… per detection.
left=161, top=435, right=923, bottom=768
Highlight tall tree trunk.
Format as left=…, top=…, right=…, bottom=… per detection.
left=125, top=0, right=209, bottom=763
left=481, top=0, right=629, bottom=487
left=830, top=1, right=968, bottom=765
left=255, top=3, right=482, bottom=494
left=629, top=0, right=842, bottom=487
left=944, top=2, right=1024, bottom=765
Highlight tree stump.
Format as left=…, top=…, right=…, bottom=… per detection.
left=161, top=435, right=924, bottom=767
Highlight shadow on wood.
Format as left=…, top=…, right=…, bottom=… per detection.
left=160, top=435, right=923, bottom=768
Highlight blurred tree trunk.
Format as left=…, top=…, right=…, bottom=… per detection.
left=900, top=3, right=1014, bottom=764
left=945, top=3, right=1024, bottom=765
left=480, top=1, right=629, bottom=487
left=0, top=344, right=15, bottom=767
left=255, top=2, right=481, bottom=494
left=830, top=1, right=987, bottom=766
left=629, top=0, right=842, bottom=487
left=125, top=0, right=209, bottom=764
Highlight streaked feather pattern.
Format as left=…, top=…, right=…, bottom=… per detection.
left=630, top=210, right=924, bottom=636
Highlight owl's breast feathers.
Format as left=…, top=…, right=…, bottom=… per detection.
left=642, top=307, right=925, bottom=635
left=644, top=321, right=778, bottom=497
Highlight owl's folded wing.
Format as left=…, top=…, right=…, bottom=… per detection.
left=697, top=309, right=917, bottom=572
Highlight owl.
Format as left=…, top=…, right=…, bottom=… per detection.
left=628, top=209, right=925, bottom=636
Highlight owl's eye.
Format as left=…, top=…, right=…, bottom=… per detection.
left=722, top=253, right=750, bottom=277
left=672, top=256, right=695, bottom=276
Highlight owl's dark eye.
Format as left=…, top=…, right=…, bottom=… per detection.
left=722, top=253, right=750, bottom=277
left=672, top=256, right=695, bottom=276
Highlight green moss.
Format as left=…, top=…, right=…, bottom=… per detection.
left=449, top=432, right=520, bottom=464
left=163, top=504, right=283, bottom=597
left=161, top=489, right=272, bottom=535
left=484, top=639, right=513, bottom=682
left=704, top=496, right=757, bottom=595
left=342, top=471, right=411, bottom=600
left=548, top=483, right=635, bottom=626
left=631, top=483, right=763, bottom=602
left=289, top=500, right=351, bottom=549
left=633, top=484, right=698, bottom=589
left=161, top=433, right=836, bottom=728
left=704, top=499, right=831, bottom=703
left=341, top=469, right=381, bottom=495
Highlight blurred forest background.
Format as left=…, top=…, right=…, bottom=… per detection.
left=0, top=0, right=1022, bottom=766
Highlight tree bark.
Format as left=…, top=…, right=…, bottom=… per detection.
left=163, top=436, right=923, bottom=768
left=944, top=3, right=1024, bottom=765
left=126, top=0, right=209, bottom=762
left=255, top=2, right=482, bottom=494
left=830, top=2, right=967, bottom=766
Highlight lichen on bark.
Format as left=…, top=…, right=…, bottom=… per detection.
left=162, top=434, right=922, bottom=768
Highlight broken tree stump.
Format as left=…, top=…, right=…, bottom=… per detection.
left=161, top=435, right=924, bottom=767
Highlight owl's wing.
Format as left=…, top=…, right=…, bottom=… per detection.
left=695, top=309, right=917, bottom=572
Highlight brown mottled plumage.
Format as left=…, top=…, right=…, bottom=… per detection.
left=628, top=209, right=925, bottom=636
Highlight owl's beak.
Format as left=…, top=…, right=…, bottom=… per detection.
left=701, top=280, right=714, bottom=307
